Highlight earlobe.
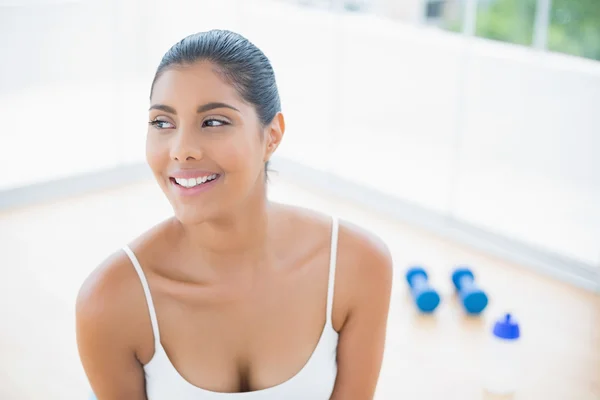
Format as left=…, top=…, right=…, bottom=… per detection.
left=264, top=138, right=278, bottom=163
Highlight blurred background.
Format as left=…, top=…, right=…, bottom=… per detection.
left=1, top=0, right=599, bottom=399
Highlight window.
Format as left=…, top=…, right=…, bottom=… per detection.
left=426, top=0, right=445, bottom=19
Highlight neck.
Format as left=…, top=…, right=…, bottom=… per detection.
left=174, top=186, right=273, bottom=271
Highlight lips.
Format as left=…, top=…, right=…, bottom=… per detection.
left=168, top=173, right=221, bottom=197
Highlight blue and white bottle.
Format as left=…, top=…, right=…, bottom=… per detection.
left=484, top=313, right=521, bottom=394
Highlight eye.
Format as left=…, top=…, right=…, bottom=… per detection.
left=203, top=118, right=230, bottom=128
left=148, top=119, right=175, bottom=129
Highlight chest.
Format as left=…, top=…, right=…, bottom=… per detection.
left=139, top=251, right=335, bottom=394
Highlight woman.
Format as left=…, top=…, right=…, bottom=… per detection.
left=76, top=30, right=393, bottom=400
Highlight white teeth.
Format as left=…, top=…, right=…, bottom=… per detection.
left=174, top=175, right=218, bottom=188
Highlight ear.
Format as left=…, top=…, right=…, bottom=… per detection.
left=263, top=112, right=285, bottom=162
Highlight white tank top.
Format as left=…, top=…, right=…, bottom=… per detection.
left=122, top=217, right=340, bottom=399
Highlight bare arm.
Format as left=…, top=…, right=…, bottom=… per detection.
left=76, top=253, right=148, bottom=400
left=330, top=228, right=393, bottom=400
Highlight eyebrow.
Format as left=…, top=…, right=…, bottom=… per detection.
left=148, top=102, right=240, bottom=114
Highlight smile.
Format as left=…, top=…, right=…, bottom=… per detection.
left=171, top=174, right=219, bottom=188
left=169, top=173, right=221, bottom=196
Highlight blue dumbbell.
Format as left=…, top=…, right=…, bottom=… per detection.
left=406, top=266, right=441, bottom=313
left=452, top=267, right=488, bottom=314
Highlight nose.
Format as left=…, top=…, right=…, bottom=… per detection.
left=170, top=126, right=204, bottom=162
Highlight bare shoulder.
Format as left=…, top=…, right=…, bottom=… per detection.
left=331, top=216, right=394, bottom=330
left=75, top=224, right=168, bottom=399
left=75, top=220, right=171, bottom=355
left=337, top=218, right=394, bottom=281
left=278, top=203, right=393, bottom=277
left=75, top=247, right=145, bottom=344
left=335, top=218, right=393, bottom=301
left=77, top=217, right=172, bottom=307
left=277, top=203, right=393, bottom=327
left=77, top=247, right=134, bottom=308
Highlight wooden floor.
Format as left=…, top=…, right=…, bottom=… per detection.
left=0, top=175, right=598, bottom=400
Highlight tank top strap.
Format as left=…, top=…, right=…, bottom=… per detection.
left=122, top=245, right=161, bottom=347
left=326, top=216, right=339, bottom=326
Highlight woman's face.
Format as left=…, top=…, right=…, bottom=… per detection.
left=146, top=61, right=283, bottom=224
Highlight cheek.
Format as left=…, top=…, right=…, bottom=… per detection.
left=214, top=135, right=263, bottom=173
left=145, top=135, right=168, bottom=175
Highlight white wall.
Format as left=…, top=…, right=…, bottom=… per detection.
left=239, top=3, right=600, bottom=266
left=453, top=40, right=600, bottom=266
left=1, top=0, right=598, bottom=267
left=371, top=0, right=424, bottom=23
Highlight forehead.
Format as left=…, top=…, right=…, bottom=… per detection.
left=150, top=62, right=246, bottom=111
